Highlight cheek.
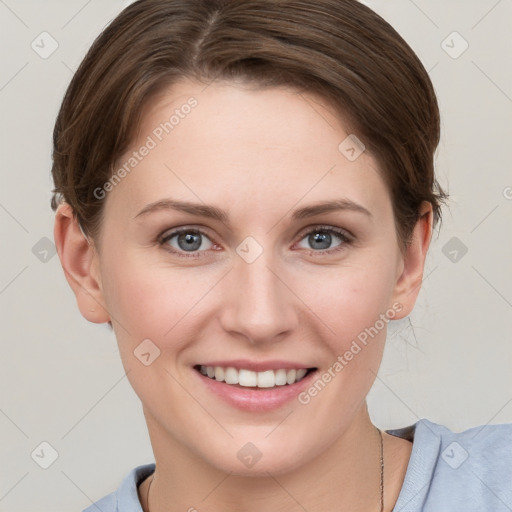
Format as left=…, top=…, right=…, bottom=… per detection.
left=99, top=251, right=214, bottom=351
left=297, top=256, right=398, bottom=349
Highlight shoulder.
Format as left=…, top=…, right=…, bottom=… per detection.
left=82, top=492, right=116, bottom=512
left=82, top=462, right=156, bottom=512
left=419, top=418, right=512, bottom=474
left=388, top=418, right=512, bottom=512
left=415, top=416, right=512, bottom=443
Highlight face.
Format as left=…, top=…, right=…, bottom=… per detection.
left=90, top=79, right=412, bottom=475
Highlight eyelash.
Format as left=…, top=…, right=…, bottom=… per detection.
left=158, top=225, right=353, bottom=259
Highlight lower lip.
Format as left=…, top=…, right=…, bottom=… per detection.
left=194, top=368, right=317, bottom=412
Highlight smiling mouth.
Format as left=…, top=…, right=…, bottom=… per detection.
left=194, top=365, right=316, bottom=388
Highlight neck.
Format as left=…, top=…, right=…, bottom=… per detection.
left=141, top=403, right=393, bottom=512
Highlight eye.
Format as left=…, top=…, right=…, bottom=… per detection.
left=158, top=224, right=353, bottom=259
left=159, top=227, right=215, bottom=258
left=295, top=225, right=353, bottom=255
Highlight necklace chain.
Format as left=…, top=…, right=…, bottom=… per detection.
left=146, top=426, right=384, bottom=512
left=378, top=426, right=384, bottom=512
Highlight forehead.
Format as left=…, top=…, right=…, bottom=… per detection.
left=107, top=79, right=392, bottom=225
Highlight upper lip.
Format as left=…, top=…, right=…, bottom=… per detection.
left=195, top=360, right=316, bottom=372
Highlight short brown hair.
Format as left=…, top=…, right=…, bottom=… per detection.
left=51, top=0, right=448, bottom=253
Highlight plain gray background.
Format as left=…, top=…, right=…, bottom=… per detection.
left=0, top=0, right=511, bottom=510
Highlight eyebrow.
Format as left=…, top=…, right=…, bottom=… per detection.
left=134, top=198, right=372, bottom=225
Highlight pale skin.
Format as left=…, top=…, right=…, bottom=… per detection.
left=54, top=79, right=432, bottom=512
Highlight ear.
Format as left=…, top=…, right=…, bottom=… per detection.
left=54, top=203, right=111, bottom=323
left=390, top=201, right=433, bottom=319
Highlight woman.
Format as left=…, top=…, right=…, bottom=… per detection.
left=51, top=0, right=512, bottom=511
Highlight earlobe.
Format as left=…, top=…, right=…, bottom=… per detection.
left=54, top=203, right=111, bottom=324
left=390, top=201, right=433, bottom=319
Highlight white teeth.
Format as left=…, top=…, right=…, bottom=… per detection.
left=257, top=370, right=275, bottom=388
left=199, top=365, right=311, bottom=388
left=296, top=368, right=307, bottom=380
left=286, top=369, right=297, bottom=385
left=238, top=369, right=257, bottom=387
left=274, top=369, right=287, bottom=386
left=224, top=367, right=239, bottom=385
left=214, top=367, right=225, bottom=382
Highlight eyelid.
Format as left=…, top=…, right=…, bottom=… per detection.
left=159, top=225, right=214, bottom=244
left=296, top=223, right=353, bottom=241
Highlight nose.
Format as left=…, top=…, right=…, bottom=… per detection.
left=218, top=249, right=299, bottom=345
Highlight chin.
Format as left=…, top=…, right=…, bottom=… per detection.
left=202, top=437, right=314, bottom=477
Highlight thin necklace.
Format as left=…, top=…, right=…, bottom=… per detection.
left=146, top=427, right=384, bottom=512
left=378, top=426, right=385, bottom=512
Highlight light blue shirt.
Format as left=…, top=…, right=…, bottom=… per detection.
left=83, top=418, right=512, bottom=511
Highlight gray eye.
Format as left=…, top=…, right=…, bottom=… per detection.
left=165, top=230, right=213, bottom=253
left=297, top=229, right=345, bottom=251
left=308, top=232, right=333, bottom=250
